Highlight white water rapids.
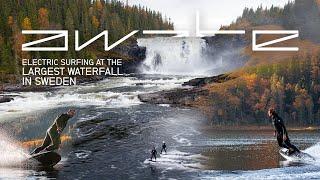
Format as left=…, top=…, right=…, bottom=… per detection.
left=138, top=37, right=221, bottom=75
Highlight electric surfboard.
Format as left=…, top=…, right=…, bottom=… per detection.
left=279, top=148, right=315, bottom=161
left=25, top=151, right=61, bottom=168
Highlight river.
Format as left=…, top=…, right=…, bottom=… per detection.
left=0, top=38, right=319, bottom=179
left=0, top=74, right=319, bottom=179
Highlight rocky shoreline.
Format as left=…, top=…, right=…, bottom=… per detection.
left=138, top=88, right=208, bottom=106
left=138, top=73, right=235, bottom=106
left=114, top=43, right=146, bottom=73
left=182, top=74, right=235, bottom=87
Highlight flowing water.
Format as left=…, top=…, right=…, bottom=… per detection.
left=0, top=38, right=319, bottom=179
left=138, top=37, right=224, bottom=75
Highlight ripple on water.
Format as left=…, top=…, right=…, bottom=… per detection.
left=72, top=150, right=92, bottom=159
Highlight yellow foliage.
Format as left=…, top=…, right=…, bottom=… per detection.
left=22, top=17, right=32, bottom=30
left=243, top=73, right=258, bottom=90
left=7, top=16, right=14, bottom=26
left=95, top=0, right=103, bottom=12
left=92, top=15, right=100, bottom=28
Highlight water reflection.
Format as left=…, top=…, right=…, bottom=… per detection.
left=201, top=143, right=280, bottom=170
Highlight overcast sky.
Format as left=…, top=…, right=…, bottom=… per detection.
left=124, top=0, right=292, bottom=34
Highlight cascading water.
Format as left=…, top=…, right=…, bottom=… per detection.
left=138, top=37, right=216, bottom=75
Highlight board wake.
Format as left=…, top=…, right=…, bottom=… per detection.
left=279, top=148, right=315, bottom=162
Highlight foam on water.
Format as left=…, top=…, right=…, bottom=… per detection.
left=105, top=91, right=142, bottom=107
left=303, top=143, right=320, bottom=159
left=122, top=76, right=194, bottom=90
left=143, top=150, right=205, bottom=170
left=172, top=135, right=192, bottom=146
left=77, top=112, right=103, bottom=123
left=73, top=150, right=92, bottom=159
left=0, top=76, right=191, bottom=121
left=0, top=91, right=141, bottom=119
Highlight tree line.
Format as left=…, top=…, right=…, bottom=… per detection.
left=231, top=0, right=320, bottom=43
left=0, top=0, right=173, bottom=82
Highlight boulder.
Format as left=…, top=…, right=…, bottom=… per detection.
left=138, top=88, right=208, bottom=106
left=0, top=96, right=13, bottom=103
left=183, top=74, right=236, bottom=87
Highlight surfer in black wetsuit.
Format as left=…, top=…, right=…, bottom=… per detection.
left=160, top=141, right=167, bottom=154
left=268, top=108, right=300, bottom=155
left=30, top=109, right=76, bottom=155
left=150, top=147, right=157, bottom=161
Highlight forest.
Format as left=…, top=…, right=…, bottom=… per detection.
left=198, top=53, right=320, bottom=126
left=0, top=0, right=173, bottom=82
left=229, top=0, right=320, bottom=43
left=196, top=0, right=320, bottom=126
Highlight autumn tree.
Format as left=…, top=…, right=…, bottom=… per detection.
left=38, top=8, right=49, bottom=29
left=22, top=17, right=32, bottom=30
left=92, top=16, right=100, bottom=29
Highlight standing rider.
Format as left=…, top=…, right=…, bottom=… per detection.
left=150, top=146, right=158, bottom=161
left=268, top=108, right=300, bottom=155
left=160, top=141, right=167, bottom=154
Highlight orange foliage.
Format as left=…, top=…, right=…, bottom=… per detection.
left=243, top=73, right=258, bottom=91
left=13, top=32, right=27, bottom=58
left=38, top=8, right=49, bottom=28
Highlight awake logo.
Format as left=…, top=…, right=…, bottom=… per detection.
left=22, top=12, right=299, bottom=52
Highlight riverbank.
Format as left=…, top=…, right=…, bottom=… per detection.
left=138, top=74, right=234, bottom=106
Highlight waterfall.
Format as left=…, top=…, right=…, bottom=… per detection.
left=138, top=37, right=215, bottom=75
